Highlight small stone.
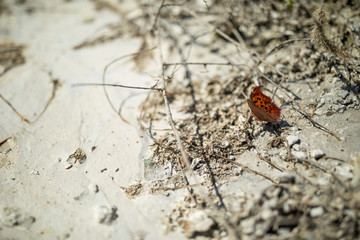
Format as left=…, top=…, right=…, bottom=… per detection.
left=191, top=158, right=201, bottom=169
left=335, top=165, right=353, bottom=179
left=286, top=135, right=300, bottom=147
left=336, top=89, right=349, bottom=99
left=278, top=174, right=296, bottom=184
left=291, top=151, right=307, bottom=159
left=317, top=97, right=326, bottom=108
left=310, top=149, right=325, bottom=160
left=260, top=209, right=273, bottom=220
left=332, top=77, right=341, bottom=83
left=30, top=170, right=39, bottom=175
left=292, top=144, right=301, bottom=151
left=267, top=148, right=279, bottom=155
left=344, top=209, right=356, bottom=218
left=186, top=210, right=214, bottom=235
left=318, top=178, right=328, bottom=185
left=310, top=206, right=324, bottom=217
left=263, top=198, right=277, bottom=209
left=283, top=199, right=297, bottom=214
left=290, top=127, right=298, bottom=132
left=64, top=162, right=73, bottom=169
left=241, top=217, right=255, bottom=234
left=59, top=233, right=70, bottom=240
left=221, top=141, right=230, bottom=148
left=333, top=104, right=346, bottom=113
left=315, top=106, right=327, bottom=116
left=88, top=183, right=99, bottom=193
left=94, top=205, right=118, bottom=225
left=238, top=115, right=247, bottom=124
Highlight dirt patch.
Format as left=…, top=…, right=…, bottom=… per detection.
left=114, top=1, right=360, bottom=239
left=0, top=43, right=25, bottom=77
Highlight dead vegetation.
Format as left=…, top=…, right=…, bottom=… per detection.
left=87, top=0, right=360, bottom=239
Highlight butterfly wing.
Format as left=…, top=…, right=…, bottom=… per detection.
left=251, top=86, right=272, bottom=106
left=248, top=86, right=281, bottom=122
left=247, top=99, right=279, bottom=122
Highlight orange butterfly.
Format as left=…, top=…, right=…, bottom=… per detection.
left=247, top=86, right=281, bottom=122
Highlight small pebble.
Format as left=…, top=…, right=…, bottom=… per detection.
left=333, top=105, right=346, bottom=113
left=191, top=158, right=201, bottom=169
left=88, top=183, right=99, bottom=194
left=292, top=144, right=301, bottom=151
left=344, top=209, right=356, bottom=218
left=94, top=205, right=118, bottom=224
left=241, top=218, right=255, bottom=234
left=186, top=210, right=214, bottom=234
left=64, top=162, right=73, bottom=169
left=310, top=206, right=324, bottom=217
left=221, top=141, right=230, bottom=148
left=278, top=174, right=296, bottom=184
left=283, top=199, right=297, bottom=214
left=318, top=178, right=328, bottom=185
left=286, top=135, right=300, bottom=147
left=310, top=149, right=325, bottom=160
left=30, top=170, right=39, bottom=175
left=260, top=209, right=273, bottom=220
left=291, top=151, right=307, bottom=159
left=336, top=89, right=349, bottom=99
left=335, top=165, right=353, bottom=179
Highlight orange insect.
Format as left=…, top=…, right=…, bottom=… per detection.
left=247, top=86, right=281, bottom=122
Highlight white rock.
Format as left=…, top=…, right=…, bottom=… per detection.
left=241, top=217, right=255, bottom=234
left=191, top=158, right=201, bottom=169
left=310, top=206, right=324, bottom=217
left=30, top=170, right=39, bottom=175
left=333, top=105, right=346, bottom=113
left=336, top=89, right=349, bottom=99
left=94, top=205, right=117, bottom=225
left=318, top=178, right=328, bottom=185
left=221, top=141, right=229, bottom=148
left=286, top=135, right=300, bottom=147
left=291, top=151, right=307, bottom=159
left=238, top=115, right=247, bottom=124
left=292, top=144, right=301, bottom=151
left=186, top=210, right=214, bottom=234
left=260, top=209, right=273, bottom=220
left=290, top=127, right=298, bottom=132
left=344, top=209, right=356, bottom=218
left=64, top=162, right=73, bottom=169
left=88, top=183, right=99, bottom=194
left=283, top=199, right=297, bottom=214
left=310, top=149, right=325, bottom=160
left=335, top=166, right=353, bottom=179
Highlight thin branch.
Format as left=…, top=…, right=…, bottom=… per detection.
left=150, top=0, right=166, bottom=35
left=73, top=83, right=162, bottom=91
left=160, top=71, right=191, bottom=170
left=32, top=76, right=60, bottom=123
left=101, top=47, right=157, bottom=119
left=0, top=94, right=30, bottom=123
left=232, top=161, right=279, bottom=184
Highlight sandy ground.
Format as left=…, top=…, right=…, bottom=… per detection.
left=0, top=1, right=179, bottom=239
left=1, top=1, right=360, bottom=240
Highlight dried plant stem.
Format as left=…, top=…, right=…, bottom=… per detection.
left=0, top=71, right=60, bottom=127
left=232, top=161, right=279, bottom=184
left=0, top=94, right=30, bottom=123
left=73, top=82, right=162, bottom=91
left=311, top=5, right=350, bottom=62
